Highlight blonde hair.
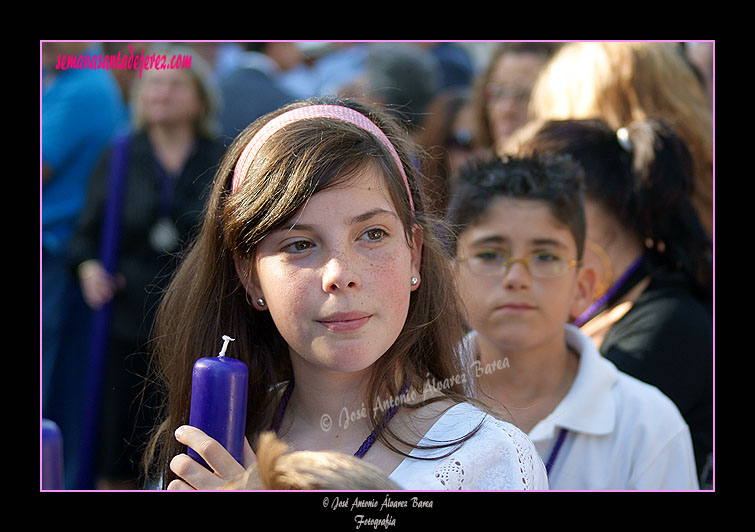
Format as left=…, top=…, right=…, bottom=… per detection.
left=529, top=42, right=713, bottom=234
left=222, top=432, right=399, bottom=490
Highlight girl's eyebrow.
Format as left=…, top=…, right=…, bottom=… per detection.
left=347, top=208, right=398, bottom=226
left=275, top=208, right=398, bottom=234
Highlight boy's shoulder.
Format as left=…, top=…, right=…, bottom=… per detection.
left=613, top=367, right=684, bottom=418
left=567, top=324, right=688, bottom=433
left=599, top=344, right=691, bottom=451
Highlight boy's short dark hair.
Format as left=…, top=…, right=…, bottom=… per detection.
left=446, top=154, right=586, bottom=259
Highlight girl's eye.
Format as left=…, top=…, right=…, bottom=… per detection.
left=362, top=228, right=387, bottom=242
left=283, top=240, right=314, bottom=253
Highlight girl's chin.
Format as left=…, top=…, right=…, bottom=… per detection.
left=291, top=350, right=385, bottom=376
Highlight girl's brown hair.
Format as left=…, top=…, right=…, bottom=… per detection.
left=143, top=96, right=473, bottom=487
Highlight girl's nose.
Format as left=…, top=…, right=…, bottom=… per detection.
left=321, top=251, right=361, bottom=293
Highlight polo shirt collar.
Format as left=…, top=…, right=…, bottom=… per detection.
left=528, top=324, right=618, bottom=442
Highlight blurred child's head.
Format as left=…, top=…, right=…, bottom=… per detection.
left=447, top=155, right=595, bottom=351
left=223, top=432, right=399, bottom=490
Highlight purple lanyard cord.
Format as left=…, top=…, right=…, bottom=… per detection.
left=545, top=428, right=568, bottom=476
left=271, top=378, right=411, bottom=459
left=574, top=256, right=645, bottom=327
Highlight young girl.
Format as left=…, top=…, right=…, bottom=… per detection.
left=144, top=97, right=548, bottom=490
left=67, top=45, right=225, bottom=490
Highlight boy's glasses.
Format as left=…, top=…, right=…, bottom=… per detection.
left=457, top=250, right=581, bottom=279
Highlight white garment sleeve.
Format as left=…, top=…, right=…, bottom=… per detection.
left=447, top=414, right=549, bottom=490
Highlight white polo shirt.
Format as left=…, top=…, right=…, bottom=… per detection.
left=462, top=324, right=699, bottom=490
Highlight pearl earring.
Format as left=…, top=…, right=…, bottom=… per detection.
left=257, top=298, right=266, bottom=307
left=411, top=277, right=418, bottom=286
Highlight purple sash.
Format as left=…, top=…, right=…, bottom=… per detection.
left=78, top=134, right=131, bottom=488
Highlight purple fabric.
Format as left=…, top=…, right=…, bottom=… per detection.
left=78, top=134, right=131, bottom=488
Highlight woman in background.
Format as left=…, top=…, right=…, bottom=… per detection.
left=69, top=44, right=226, bottom=489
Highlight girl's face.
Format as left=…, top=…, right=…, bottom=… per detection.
left=454, top=197, right=593, bottom=354
left=246, top=164, right=422, bottom=376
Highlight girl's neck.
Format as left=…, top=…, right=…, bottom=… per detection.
left=603, top=235, right=644, bottom=287
left=594, top=228, right=649, bottom=312
left=589, top=205, right=645, bottom=289
left=279, top=362, right=377, bottom=454
left=276, top=361, right=453, bottom=476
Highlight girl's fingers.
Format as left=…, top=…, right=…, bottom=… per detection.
left=173, top=425, right=246, bottom=486
left=166, top=477, right=196, bottom=491
left=170, top=453, right=226, bottom=491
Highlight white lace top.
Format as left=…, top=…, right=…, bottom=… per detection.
left=388, top=402, right=549, bottom=490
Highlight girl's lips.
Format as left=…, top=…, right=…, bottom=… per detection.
left=316, top=312, right=372, bottom=332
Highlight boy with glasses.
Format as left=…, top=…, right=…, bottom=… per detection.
left=447, top=155, right=698, bottom=490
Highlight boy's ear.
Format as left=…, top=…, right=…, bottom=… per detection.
left=570, top=262, right=597, bottom=320
left=233, top=254, right=267, bottom=311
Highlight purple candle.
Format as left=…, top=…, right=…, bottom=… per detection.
left=42, top=418, right=64, bottom=490
left=187, top=335, right=248, bottom=469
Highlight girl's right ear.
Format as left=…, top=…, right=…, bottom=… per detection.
left=233, top=253, right=267, bottom=311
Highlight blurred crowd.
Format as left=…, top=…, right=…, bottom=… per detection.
left=40, top=41, right=713, bottom=490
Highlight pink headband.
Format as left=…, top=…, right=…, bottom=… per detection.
left=231, top=104, right=415, bottom=215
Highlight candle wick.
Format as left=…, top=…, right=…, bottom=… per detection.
left=218, top=335, right=235, bottom=357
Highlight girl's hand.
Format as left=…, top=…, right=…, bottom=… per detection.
left=168, top=425, right=256, bottom=490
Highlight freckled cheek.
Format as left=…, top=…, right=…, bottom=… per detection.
left=369, top=247, right=407, bottom=287
left=266, top=272, right=315, bottom=317
left=255, top=258, right=315, bottom=319
left=260, top=273, right=321, bottom=353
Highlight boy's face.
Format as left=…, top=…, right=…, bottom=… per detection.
left=454, top=197, right=594, bottom=354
